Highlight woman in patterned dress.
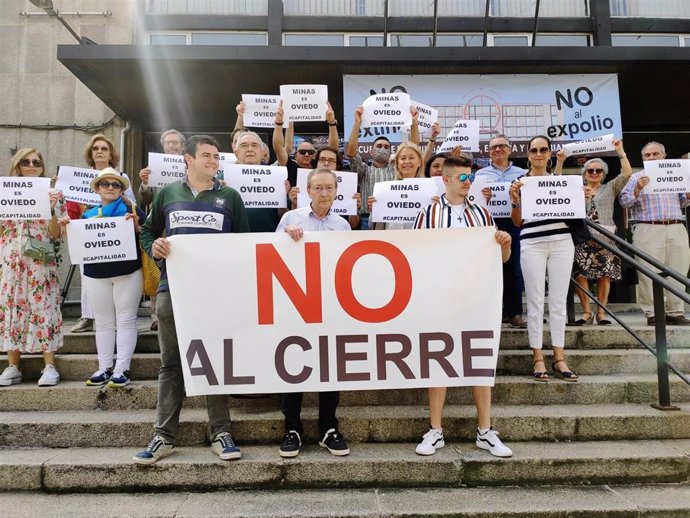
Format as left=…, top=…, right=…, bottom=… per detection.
left=0, top=148, right=63, bottom=387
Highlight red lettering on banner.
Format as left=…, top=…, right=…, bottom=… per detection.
left=334, top=240, right=412, bottom=323
left=256, top=243, right=323, bottom=325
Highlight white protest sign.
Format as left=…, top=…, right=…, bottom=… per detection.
left=371, top=178, right=436, bottom=224
left=403, top=100, right=437, bottom=139
left=242, top=94, right=286, bottom=129
left=520, top=175, right=585, bottom=219
left=217, top=152, right=238, bottom=180
left=361, top=92, right=412, bottom=128
left=438, top=120, right=480, bottom=153
left=223, top=164, right=288, bottom=209
left=642, top=159, right=690, bottom=195
left=432, top=175, right=445, bottom=195
left=295, top=168, right=358, bottom=215
left=280, top=84, right=328, bottom=122
left=467, top=179, right=512, bottom=218
left=147, top=152, right=186, bottom=188
left=562, top=134, right=616, bottom=157
left=0, top=177, right=51, bottom=220
left=66, top=217, right=137, bottom=264
left=165, top=227, right=502, bottom=395
left=55, top=167, right=101, bottom=206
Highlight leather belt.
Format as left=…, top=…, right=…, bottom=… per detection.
left=639, top=220, right=684, bottom=225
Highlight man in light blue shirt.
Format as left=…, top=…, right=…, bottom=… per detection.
left=275, top=168, right=351, bottom=459
left=476, top=134, right=526, bottom=328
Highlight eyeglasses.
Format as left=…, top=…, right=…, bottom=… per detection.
left=528, top=147, right=550, bottom=154
left=318, top=157, right=337, bottom=166
left=586, top=168, right=604, bottom=175
left=98, top=181, right=123, bottom=189
left=310, top=185, right=336, bottom=193
left=489, top=144, right=509, bottom=151
left=92, top=146, right=109, bottom=152
left=19, top=158, right=43, bottom=167
left=455, top=173, right=473, bottom=182
left=297, top=149, right=316, bottom=156
left=238, top=142, right=261, bottom=150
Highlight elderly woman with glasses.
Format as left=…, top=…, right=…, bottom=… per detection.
left=555, top=139, right=632, bottom=325
left=0, top=148, right=64, bottom=387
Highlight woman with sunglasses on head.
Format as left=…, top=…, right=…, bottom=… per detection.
left=555, top=140, right=632, bottom=325
left=60, top=168, right=146, bottom=388
left=0, top=149, right=64, bottom=387
left=509, top=135, right=590, bottom=383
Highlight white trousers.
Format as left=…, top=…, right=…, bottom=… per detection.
left=520, top=237, right=574, bottom=350
left=83, top=269, right=142, bottom=373
left=78, top=264, right=93, bottom=319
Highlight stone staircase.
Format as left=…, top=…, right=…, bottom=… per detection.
left=1, top=313, right=690, bottom=517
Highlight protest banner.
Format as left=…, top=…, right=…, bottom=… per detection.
left=642, top=159, right=690, bottom=195
left=466, top=179, right=512, bottom=218
left=562, top=134, right=616, bottom=157
left=65, top=217, right=137, bottom=264
left=409, top=100, right=438, bottom=140
left=280, top=84, right=329, bottom=122
left=361, top=92, right=412, bottom=128
left=55, top=166, right=102, bottom=205
left=165, top=227, right=502, bottom=395
left=242, top=94, right=286, bottom=128
left=520, top=175, right=586, bottom=219
left=438, top=120, right=480, bottom=153
left=148, top=152, right=186, bottom=188
left=371, top=179, right=436, bottom=224
left=0, top=176, right=51, bottom=220
left=223, top=164, right=288, bottom=208
left=295, top=168, right=357, bottom=215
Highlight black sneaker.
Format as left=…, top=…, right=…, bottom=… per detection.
left=279, top=430, right=301, bottom=458
left=318, top=428, right=350, bottom=456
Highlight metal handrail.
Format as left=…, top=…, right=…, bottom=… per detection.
left=575, top=220, right=690, bottom=410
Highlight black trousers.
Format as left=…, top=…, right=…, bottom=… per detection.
left=281, top=391, right=340, bottom=437
left=496, top=217, right=524, bottom=318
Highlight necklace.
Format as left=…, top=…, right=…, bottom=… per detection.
left=451, top=204, right=465, bottom=223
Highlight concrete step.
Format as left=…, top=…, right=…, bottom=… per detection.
left=3, top=483, right=690, bottom=517
left=2, top=404, right=689, bottom=448
left=1, top=374, right=689, bottom=411
left=2, top=440, right=689, bottom=492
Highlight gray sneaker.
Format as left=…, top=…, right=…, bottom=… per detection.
left=0, top=365, right=22, bottom=386
left=71, top=317, right=94, bottom=333
left=38, top=365, right=60, bottom=386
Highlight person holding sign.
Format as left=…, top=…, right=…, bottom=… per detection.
left=619, top=142, right=690, bottom=326
left=59, top=168, right=146, bottom=389
left=555, top=140, right=632, bottom=325
left=276, top=168, right=352, bottom=458
left=413, top=156, right=513, bottom=458
left=0, top=148, right=63, bottom=388
left=134, top=135, right=249, bottom=465
left=509, top=136, right=581, bottom=382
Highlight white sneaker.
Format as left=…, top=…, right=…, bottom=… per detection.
left=0, top=365, right=22, bottom=386
left=476, top=428, right=513, bottom=457
left=415, top=428, right=445, bottom=456
left=38, top=365, right=60, bottom=386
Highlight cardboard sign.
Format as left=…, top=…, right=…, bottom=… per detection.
left=438, top=120, right=480, bottom=153
left=361, top=92, right=412, bottom=128
left=642, top=160, right=690, bottom=195
left=520, top=175, right=586, bottom=219
left=147, top=152, right=186, bottom=188
left=55, top=167, right=102, bottom=206
left=280, top=84, right=329, bottom=122
left=66, top=217, right=137, bottom=264
left=295, top=168, right=358, bottom=215
left=165, top=228, right=502, bottom=395
left=242, top=94, right=286, bottom=129
left=0, top=177, right=51, bottom=220
left=222, top=164, right=288, bottom=208
left=562, top=134, right=616, bottom=157
left=371, top=178, right=436, bottom=224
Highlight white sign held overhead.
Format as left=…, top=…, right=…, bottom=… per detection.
left=370, top=178, right=436, bottom=224
left=642, top=159, right=690, bottom=195
left=295, top=168, right=358, bottom=215
left=280, top=84, right=329, bottom=122
left=242, top=94, right=286, bottom=129
left=0, top=177, right=52, bottom=220
left=408, top=100, right=437, bottom=139
left=147, top=152, right=186, bottom=188
left=55, top=167, right=102, bottom=206
left=562, top=134, right=616, bottom=157
left=520, top=175, right=586, bottom=220
left=438, top=120, right=480, bottom=153
left=361, top=92, right=412, bottom=128
left=223, top=164, right=288, bottom=208
left=66, top=217, right=138, bottom=265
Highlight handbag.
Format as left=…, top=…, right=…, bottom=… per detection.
left=22, top=236, right=56, bottom=264
left=141, top=247, right=160, bottom=297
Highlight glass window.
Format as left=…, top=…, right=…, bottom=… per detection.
left=436, top=35, right=484, bottom=47
left=612, top=34, right=681, bottom=46
left=349, top=36, right=384, bottom=47
left=535, top=34, right=590, bottom=46
left=150, top=34, right=187, bottom=45
left=191, top=33, right=267, bottom=46
left=493, top=35, right=529, bottom=47
left=685, top=37, right=690, bottom=46
left=148, top=0, right=268, bottom=15
left=284, top=34, right=345, bottom=46
left=610, top=0, right=690, bottom=18
left=390, top=34, right=433, bottom=47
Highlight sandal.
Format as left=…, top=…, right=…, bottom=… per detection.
left=574, top=312, right=593, bottom=326
left=552, top=359, right=578, bottom=382
left=532, top=359, right=549, bottom=382
left=596, top=311, right=612, bottom=325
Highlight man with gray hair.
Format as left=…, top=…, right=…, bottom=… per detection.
left=619, top=141, right=690, bottom=325
left=138, top=129, right=186, bottom=207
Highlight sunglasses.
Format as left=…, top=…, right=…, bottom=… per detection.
left=19, top=158, right=43, bottom=167
left=98, top=181, right=123, bottom=189
left=586, top=168, right=604, bottom=175
left=456, top=173, right=474, bottom=182
left=92, top=145, right=110, bottom=152
left=528, top=147, right=550, bottom=154
left=297, top=149, right=316, bottom=156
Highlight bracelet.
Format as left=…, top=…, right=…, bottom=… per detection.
left=618, top=153, right=627, bottom=159
left=511, top=202, right=521, bottom=209
left=327, top=120, right=337, bottom=127
left=275, top=121, right=284, bottom=126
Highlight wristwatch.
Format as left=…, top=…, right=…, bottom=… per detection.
left=511, top=202, right=521, bottom=209
left=327, top=120, right=338, bottom=127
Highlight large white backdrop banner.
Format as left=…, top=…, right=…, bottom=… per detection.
left=166, top=228, right=502, bottom=396
left=343, top=74, right=622, bottom=158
